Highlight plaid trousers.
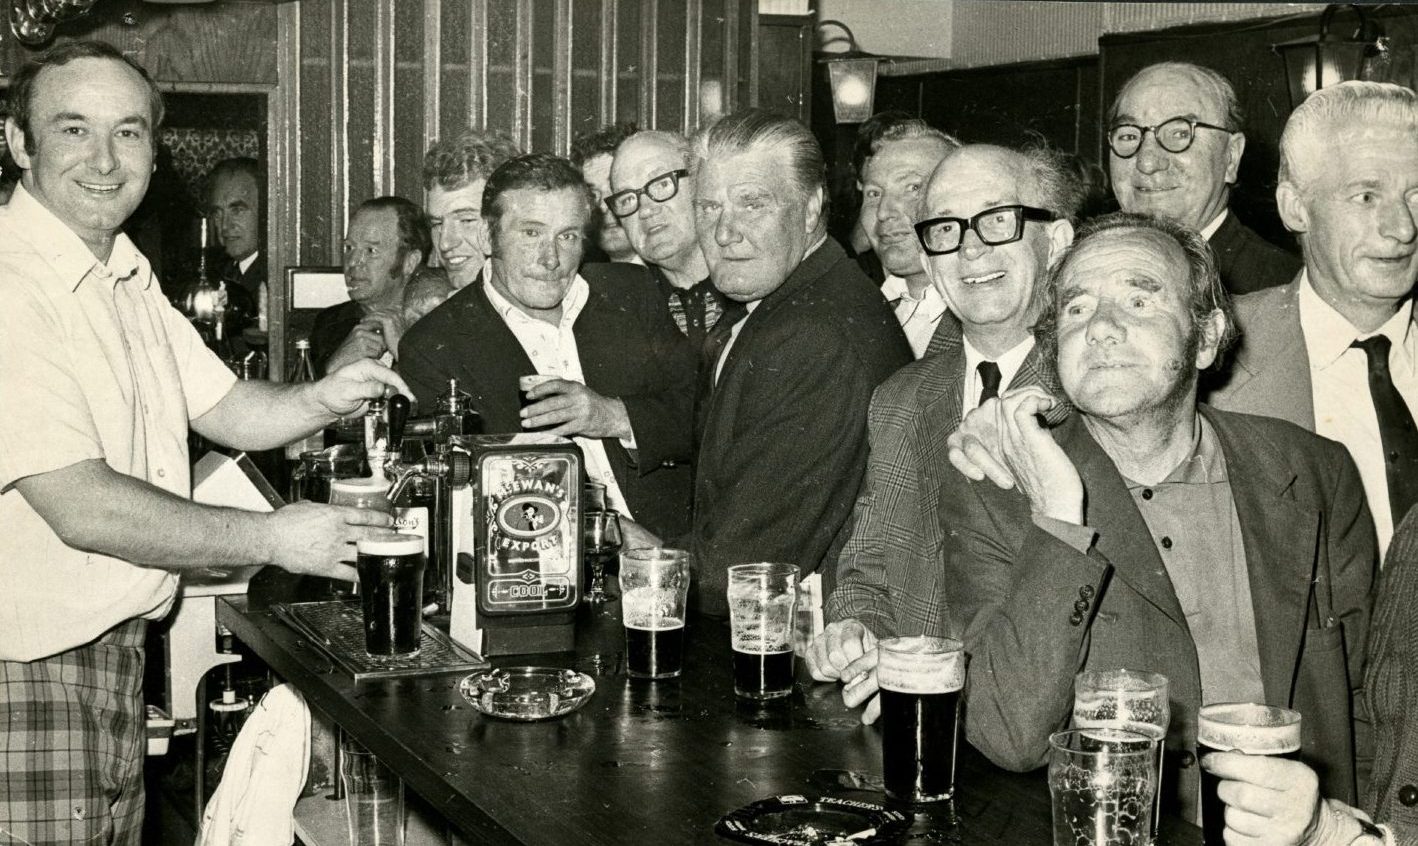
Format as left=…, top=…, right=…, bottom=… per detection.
left=0, top=619, right=147, bottom=846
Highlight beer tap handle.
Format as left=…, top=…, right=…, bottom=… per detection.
left=387, top=393, right=410, bottom=449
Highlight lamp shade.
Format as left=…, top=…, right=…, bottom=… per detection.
left=1274, top=4, right=1385, bottom=109
left=826, top=57, right=879, bottom=125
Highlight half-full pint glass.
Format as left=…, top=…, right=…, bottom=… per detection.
left=619, top=548, right=692, bottom=679
left=727, top=563, right=798, bottom=700
left=1197, top=703, right=1301, bottom=845
left=878, top=636, right=965, bottom=803
left=1049, top=727, right=1157, bottom=846
left=356, top=533, right=426, bottom=656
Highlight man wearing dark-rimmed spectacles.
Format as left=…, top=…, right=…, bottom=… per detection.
left=609, top=131, right=728, bottom=354
left=1107, top=62, right=1299, bottom=295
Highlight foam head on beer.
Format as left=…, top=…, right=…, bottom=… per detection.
left=1197, top=702, right=1301, bottom=754
left=877, top=636, right=965, bottom=693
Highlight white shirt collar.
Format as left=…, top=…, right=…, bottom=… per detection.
left=962, top=333, right=1036, bottom=392
left=1, top=183, right=148, bottom=291
left=481, top=257, right=589, bottom=330
left=1199, top=208, right=1229, bottom=242
left=238, top=251, right=259, bottom=275
left=1299, top=267, right=1416, bottom=370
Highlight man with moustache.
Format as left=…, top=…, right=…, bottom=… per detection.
left=0, top=42, right=409, bottom=843
left=311, top=196, right=430, bottom=374
left=1208, top=81, right=1418, bottom=563
left=941, top=212, right=1372, bottom=830
left=856, top=120, right=959, bottom=358
left=808, top=144, right=1079, bottom=721
left=608, top=130, right=727, bottom=354
left=398, top=154, right=694, bottom=537
left=1108, top=62, right=1299, bottom=294
left=619, top=110, right=911, bottom=614
left=421, top=128, right=521, bottom=291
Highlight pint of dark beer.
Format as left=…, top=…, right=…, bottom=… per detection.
left=727, top=563, right=798, bottom=700
left=1197, top=703, right=1301, bottom=845
left=356, top=533, right=427, bottom=656
left=620, top=548, right=692, bottom=679
left=878, top=636, right=965, bottom=803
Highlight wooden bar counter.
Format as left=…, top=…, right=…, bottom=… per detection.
left=218, top=595, right=1202, bottom=845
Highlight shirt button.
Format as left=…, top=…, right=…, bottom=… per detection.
left=156, top=468, right=166, bottom=478
left=1141, top=488, right=1153, bottom=500
left=1400, top=785, right=1418, bottom=807
left=1160, top=536, right=1173, bottom=550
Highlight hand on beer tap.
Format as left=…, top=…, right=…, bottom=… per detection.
left=312, top=357, right=412, bottom=419
left=1201, top=752, right=1323, bottom=846
left=520, top=377, right=633, bottom=440
left=263, top=501, right=397, bottom=583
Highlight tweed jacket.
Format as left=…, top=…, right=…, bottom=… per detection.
left=682, top=238, right=912, bottom=615
left=397, top=262, right=696, bottom=538
left=946, top=406, right=1375, bottom=823
left=827, top=314, right=1068, bottom=638
left=1209, top=210, right=1302, bottom=296
left=1203, top=278, right=1316, bottom=430
left=1368, top=506, right=1418, bottom=839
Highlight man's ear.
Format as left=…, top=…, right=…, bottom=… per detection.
left=1045, top=219, right=1075, bottom=266
left=1194, top=307, right=1229, bottom=370
left=1276, top=180, right=1309, bottom=235
left=1223, top=131, right=1246, bottom=185
left=403, top=248, right=424, bottom=280
left=804, top=185, right=825, bottom=235
left=474, top=217, right=492, bottom=258
left=4, top=117, right=31, bottom=170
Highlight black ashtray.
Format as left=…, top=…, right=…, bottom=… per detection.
left=715, top=794, right=909, bottom=845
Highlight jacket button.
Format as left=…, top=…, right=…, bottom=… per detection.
left=1160, top=536, right=1173, bottom=550
left=1069, top=611, right=1084, bottom=626
left=1074, top=599, right=1089, bottom=613
left=1178, top=751, right=1196, bottom=768
left=1079, top=585, right=1095, bottom=599
left=1400, top=785, right=1418, bottom=807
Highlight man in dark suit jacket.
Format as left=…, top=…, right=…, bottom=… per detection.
left=623, top=110, right=912, bottom=615
left=1106, top=62, right=1299, bottom=295
left=398, top=154, right=694, bottom=539
left=944, top=213, right=1373, bottom=831
left=811, top=144, right=1079, bottom=713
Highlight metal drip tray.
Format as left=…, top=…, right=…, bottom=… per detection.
left=272, top=600, right=488, bottom=682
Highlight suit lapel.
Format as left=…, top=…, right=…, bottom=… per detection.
left=455, top=275, right=539, bottom=396
left=1060, top=418, right=1189, bottom=631
left=1008, top=343, right=1071, bottom=426
left=1203, top=407, right=1318, bottom=704
left=1225, top=281, right=1315, bottom=430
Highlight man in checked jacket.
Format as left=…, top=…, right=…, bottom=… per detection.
left=806, top=142, right=1082, bottom=723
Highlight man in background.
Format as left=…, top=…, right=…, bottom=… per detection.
left=571, top=121, right=640, bottom=264
left=206, top=156, right=265, bottom=308
left=1107, top=61, right=1300, bottom=294
left=422, top=128, right=521, bottom=291
left=312, top=195, right=430, bottom=374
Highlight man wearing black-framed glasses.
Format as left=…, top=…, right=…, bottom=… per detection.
left=812, top=143, right=1078, bottom=722
left=1107, top=62, right=1299, bottom=295
left=609, top=131, right=728, bottom=355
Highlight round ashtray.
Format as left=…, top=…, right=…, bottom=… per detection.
left=715, top=795, right=909, bottom=845
left=458, top=666, right=596, bottom=721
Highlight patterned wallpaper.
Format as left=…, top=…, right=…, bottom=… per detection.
left=158, top=127, right=262, bottom=206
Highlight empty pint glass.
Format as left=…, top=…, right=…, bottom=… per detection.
left=1073, top=669, right=1169, bottom=837
left=878, top=636, right=964, bottom=803
left=1197, top=703, right=1301, bottom=845
left=620, top=548, right=692, bottom=679
left=1049, top=728, right=1157, bottom=846
left=356, top=533, right=426, bottom=657
left=727, top=563, right=798, bottom=700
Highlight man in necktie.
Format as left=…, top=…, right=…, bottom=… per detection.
left=622, top=109, right=912, bottom=614
left=856, top=119, right=959, bottom=359
left=1204, top=81, right=1418, bottom=561
left=809, top=143, right=1080, bottom=719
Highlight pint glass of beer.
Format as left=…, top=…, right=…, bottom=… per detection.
left=726, top=563, right=799, bottom=700
left=619, top=548, right=692, bottom=679
left=1197, top=703, right=1301, bottom=845
left=356, top=533, right=426, bottom=657
left=1073, top=669, right=1169, bottom=836
left=1049, top=727, right=1157, bottom=846
left=878, top=636, right=965, bottom=803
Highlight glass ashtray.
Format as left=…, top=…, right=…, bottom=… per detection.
left=458, top=666, right=596, bottom=721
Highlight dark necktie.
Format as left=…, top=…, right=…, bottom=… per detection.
left=1352, top=335, right=1418, bottom=526
left=977, top=360, right=1002, bottom=405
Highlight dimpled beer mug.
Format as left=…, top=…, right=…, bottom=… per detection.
left=1049, top=727, right=1157, bottom=846
left=1073, top=669, right=1169, bottom=838
left=878, top=636, right=965, bottom=803
left=726, top=563, right=798, bottom=700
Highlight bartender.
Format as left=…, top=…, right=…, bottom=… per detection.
left=0, top=41, right=410, bottom=845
